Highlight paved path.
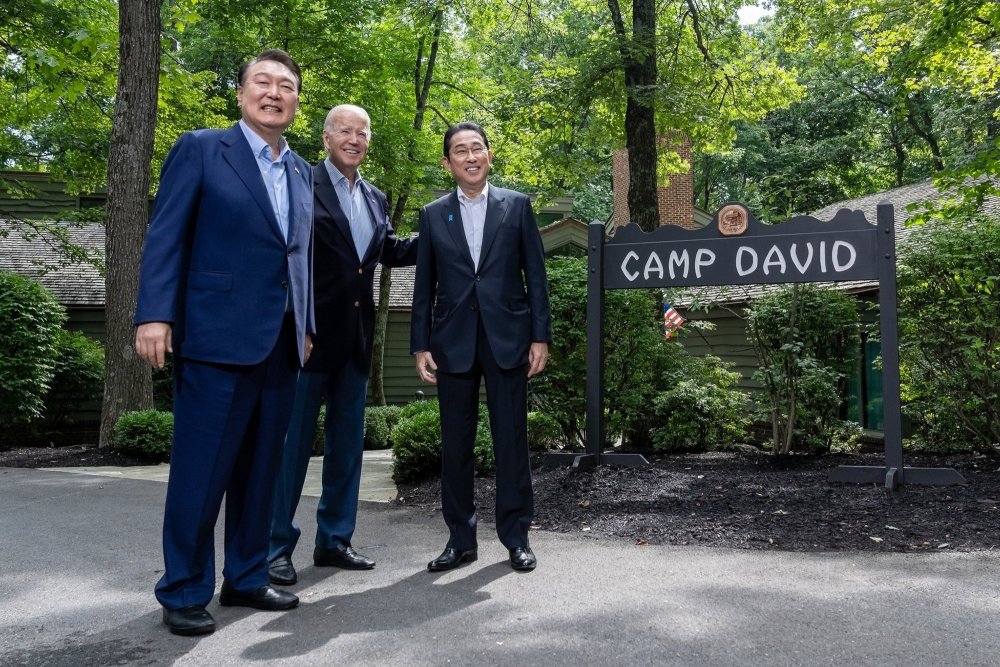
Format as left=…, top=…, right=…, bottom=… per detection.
left=2, top=463, right=999, bottom=666
left=43, top=449, right=398, bottom=503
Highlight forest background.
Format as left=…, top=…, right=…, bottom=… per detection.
left=1, top=0, right=998, bottom=446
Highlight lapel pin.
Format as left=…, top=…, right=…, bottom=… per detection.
left=448, top=214, right=453, bottom=222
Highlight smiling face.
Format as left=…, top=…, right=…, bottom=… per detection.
left=323, top=106, right=371, bottom=179
left=236, top=59, right=300, bottom=143
left=442, top=129, right=493, bottom=198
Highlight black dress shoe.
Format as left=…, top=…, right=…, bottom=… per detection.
left=314, top=543, right=375, bottom=570
left=427, top=547, right=478, bottom=572
left=509, top=546, right=537, bottom=571
left=163, top=605, right=215, bottom=636
left=218, top=581, right=298, bottom=610
left=269, top=554, right=297, bottom=586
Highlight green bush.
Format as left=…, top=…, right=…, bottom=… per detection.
left=747, top=284, right=861, bottom=454
left=312, top=404, right=327, bottom=455
left=40, top=329, right=104, bottom=426
left=529, top=256, right=668, bottom=448
left=527, top=411, right=562, bottom=451
left=113, top=410, right=173, bottom=462
left=649, top=353, right=750, bottom=452
left=364, top=404, right=404, bottom=450
left=898, top=216, right=1000, bottom=452
left=0, top=271, right=65, bottom=428
left=391, top=399, right=494, bottom=483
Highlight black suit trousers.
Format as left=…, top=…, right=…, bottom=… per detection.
left=437, top=318, right=534, bottom=551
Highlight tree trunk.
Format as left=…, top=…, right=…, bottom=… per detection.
left=370, top=266, right=392, bottom=405
left=609, top=0, right=659, bottom=232
left=99, top=0, right=160, bottom=446
left=370, top=9, right=443, bottom=405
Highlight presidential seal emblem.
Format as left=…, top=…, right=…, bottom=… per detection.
left=718, top=204, right=748, bottom=236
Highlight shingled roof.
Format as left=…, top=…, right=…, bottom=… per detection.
left=0, top=220, right=104, bottom=306
left=674, top=179, right=1000, bottom=308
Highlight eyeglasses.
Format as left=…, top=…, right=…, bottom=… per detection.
left=450, top=145, right=488, bottom=160
left=332, top=127, right=370, bottom=142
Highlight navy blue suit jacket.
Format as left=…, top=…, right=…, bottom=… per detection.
left=134, top=123, right=314, bottom=365
left=306, top=162, right=416, bottom=374
left=410, top=186, right=552, bottom=373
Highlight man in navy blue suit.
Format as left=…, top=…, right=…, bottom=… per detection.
left=267, top=104, right=416, bottom=586
left=134, top=49, right=313, bottom=636
left=411, top=122, right=552, bottom=573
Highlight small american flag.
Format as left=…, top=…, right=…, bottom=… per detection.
left=663, top=303, right=684, bottom=339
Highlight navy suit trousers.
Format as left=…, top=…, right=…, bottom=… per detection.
left=437, top=319, right=534, bottom=551
left=154, top=318, right=299, bottom=610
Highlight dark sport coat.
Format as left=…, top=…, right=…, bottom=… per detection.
left=410, top=186, right=552, bottom=373
left=306, top=162, right=417, bottom=374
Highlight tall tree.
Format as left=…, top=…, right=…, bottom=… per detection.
left=371, top=7, right=445, bottom=405
left=100, top=0, right=162, bottom=446
left=608, top=0, right=659, bottom=231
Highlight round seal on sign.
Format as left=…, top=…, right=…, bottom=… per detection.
left=718, top=204, right=748, bottom=236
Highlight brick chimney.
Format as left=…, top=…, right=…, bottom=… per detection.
left=612, top=134, right=694, bottom=229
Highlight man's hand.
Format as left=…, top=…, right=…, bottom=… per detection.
left=528, top=341, right=548, bottom=377
left=135, top=322, right=173, bottom=368
left=304, top=334, right=314, bottom=365
left=415, top=351, right=438, bottom=384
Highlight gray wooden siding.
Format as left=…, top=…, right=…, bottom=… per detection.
left=680, top=306, right=762, bottom=392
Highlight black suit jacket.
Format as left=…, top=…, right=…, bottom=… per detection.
left=410, top=186, right=552, bottom=373
left=306, top=162, right=417, bottom=374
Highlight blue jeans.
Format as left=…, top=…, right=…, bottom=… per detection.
left=269, top=363, right=369, bottom=561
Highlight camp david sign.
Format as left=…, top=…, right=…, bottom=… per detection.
left=549, top=201, right=964, bottom=490
left=604, top=204, right=881, bottom=288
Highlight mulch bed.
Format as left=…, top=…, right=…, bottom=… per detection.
left=395, top=450, right=1000, bottom=553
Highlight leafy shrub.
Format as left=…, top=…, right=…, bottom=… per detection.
left=364, top=404, right=404, bottom=450
left=391, top=399, right=494, bottom=483
left=747, top=284, right=861, bottom=454
left=527, top=411, right=563, bottom=451
left=312, top=405, right=326, bottom=455
left=529, top=256, right=667, bottom=448
left=41, top=329, right=104, bottom=426
left=898, top=216, right=1000, bottom=452
left=0, top=271, right=65, bottom=428
left=649, top=353, right=750, bottom=452
left=113, top=410, right=173, bottom=462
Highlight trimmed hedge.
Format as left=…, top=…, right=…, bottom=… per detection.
left=113, top=410, right=173, bottom=462
left=391, top=400, right=494, bottom=484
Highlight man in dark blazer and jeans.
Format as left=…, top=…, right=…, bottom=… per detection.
left=268, top=104, right=416, bottom=586
left=411, top=121, right=552, bottom=572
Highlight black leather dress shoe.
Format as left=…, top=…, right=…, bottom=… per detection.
left=163, top=605, right=215, bottom=636
left=314, top=543, right=375, bottom=570
left=218, top=582, right=298, bottom=610
left=509, top=546, right=537, bottom=571
left=269, top=554, right=297, bottom=585
left=427, top=547, right=478, bottom=572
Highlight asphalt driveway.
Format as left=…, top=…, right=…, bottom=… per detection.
left=2, top=466, right=998, bottom=666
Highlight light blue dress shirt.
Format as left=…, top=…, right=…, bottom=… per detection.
left=239, top=120, right=292, bottom=242
left=324, top=159, right=375, bottom=260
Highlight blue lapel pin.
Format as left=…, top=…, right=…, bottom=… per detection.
left=448, top=214, right=453, bottom=222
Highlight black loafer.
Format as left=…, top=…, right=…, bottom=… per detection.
left=269, top=555, right=297, bottom=585
left=427, top=547, right=478, bottom=572
left=219, top=582, right=298, bottom=611
left=314, top=543, right=375, bottom=570
left=509, top=546, right=537, bottom=571
left=163, top=605, right=215, bottom=636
